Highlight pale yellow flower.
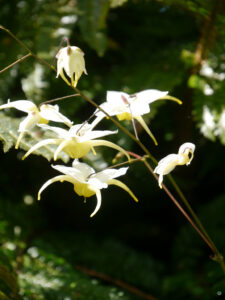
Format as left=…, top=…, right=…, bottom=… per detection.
left=22, top=122, right=130, bottom=161
left=92, top=90, right=182, bottom=145
left=56, top=46, right=87, bottom=87
left=154, top=142, right=195, bottom=188
left=0, top=100, right=72, bottom=149
left=38, top=160, right=138, bottom=217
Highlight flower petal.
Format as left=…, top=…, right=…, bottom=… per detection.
left=135, top=115, right=158, bottom=145
left=79, top=129, right=118, bottom=142
left=90, top=189, right=102, bottom=217
left=107, top=179, right=138, bottom=202
left=158, top=95, right=182, bottom=105
left=39, top=104, right=73, bottom=127
left=135, top=89, right=168, bottom=104
left=22, top=138, right=61, bottom=160
left=53, top=162, right=94, bottom=183
left=15, top=131, right=25, bottom=150
left=178, top=142, right=195, bottom=155
left=94, top=167, right=128, bottom=184
left=0, top=100, right=38, bottom=113
left=38, top=175, right=75, bottom=200
left=15, top=113, right=41, bottom=149
left=58, top=68, right=71, bottom=86
left=107, top=91, right=129, bottom=106
left=18, top=113, right=40, bottom=133
left=38, top=124, right=69, bottom=138
left=158, top=173, right=164, bottom=189
left=90, top=114, right=105, bottom=129
left=54, top=139, right=70, bottom=161
left=129, top=100, right=150, bottom=116
left=154, top=154, right=178, bottom=175
left=90, top=140, right=130, bottom=161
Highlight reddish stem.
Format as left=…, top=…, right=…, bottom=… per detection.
left=127, top=151, right=215, bottom=253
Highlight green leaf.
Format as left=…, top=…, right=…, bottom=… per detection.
left=0, top=113, right=69, bottom=163
left=77, top=0, right=110, bottom=56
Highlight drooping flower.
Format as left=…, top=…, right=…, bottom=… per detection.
left=0, top=100, right=73, bottom=149
left=38, top=160, right=138, bottom=217
left=92, top=90, right=182, bottom=145
left=154, top=142, right=195, bottom=188
left=22, top=122, right=130, bottom=161
left=56, top=46, right=87, bottom=87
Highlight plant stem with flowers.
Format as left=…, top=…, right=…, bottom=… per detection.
left=0, top=24, right=225, bottom=276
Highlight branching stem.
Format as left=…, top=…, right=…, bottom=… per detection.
left=0, top=53, right=31, bottom=74
left=39, top=93, right=80, bottom=107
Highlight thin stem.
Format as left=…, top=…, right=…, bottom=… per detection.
left=131, top=113, right=139, bottom=140
left=167, top=175, right=218, bottom=251
left=128, top=151, right=225, bottom=274
left=0, top=53, right=31, bottom=74
left=75, top=264, right=158, bottom=300
left=143, top=159, right=215, bottom=253
left=108, top=157, right=144, bottom=169
left=39, top=93, right=80, bottom=107
left=0, top=25, right=55, bottom=71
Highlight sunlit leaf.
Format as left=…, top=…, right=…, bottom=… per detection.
left=0, top=113, right=69, bottom=163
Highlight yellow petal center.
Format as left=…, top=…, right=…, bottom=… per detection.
left=38, top=117, right=49, bottom=125
left=116, top=112, right=132, bottom=121
left=63, top=140, right=91, bottom=158
left=73, top=182, right=96, bottom=197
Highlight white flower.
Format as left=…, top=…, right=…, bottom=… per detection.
left=92, top=90, right=182, bottom=145
left=56, top=46, right=87, bottom=87
left=154, top=142, right=195, bottom=188
left=0, top=100, right=73, bottom=149
left=38, top=160, right=138, bottom=217
left=200, top=106, right=216, bottom=141
left=22, top=122, right=130, bottom=161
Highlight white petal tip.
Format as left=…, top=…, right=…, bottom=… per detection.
left=90, top=212, right=96, bottom=218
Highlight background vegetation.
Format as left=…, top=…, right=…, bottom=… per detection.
left=0, top=0, right=225, bottom=299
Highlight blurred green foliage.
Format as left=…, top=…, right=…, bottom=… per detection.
left=0, top=0, right=225, bottom=299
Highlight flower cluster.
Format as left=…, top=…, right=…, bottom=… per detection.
left=0, top=45, right=195, bottom=216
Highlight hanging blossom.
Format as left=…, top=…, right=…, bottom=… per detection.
left=38, top=160, right=138, bottom=217
left=22, top=122, right=130, bottom=161
left=92, top=90, right=182, bottom=145
left=0, top=100, right=73, bottom=149
left=154, top=142, right=195, bottom=188
left=56, top=46, right=87, bottom=87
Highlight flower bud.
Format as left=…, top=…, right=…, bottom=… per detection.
left=56, top=46, right=87, bottom=87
